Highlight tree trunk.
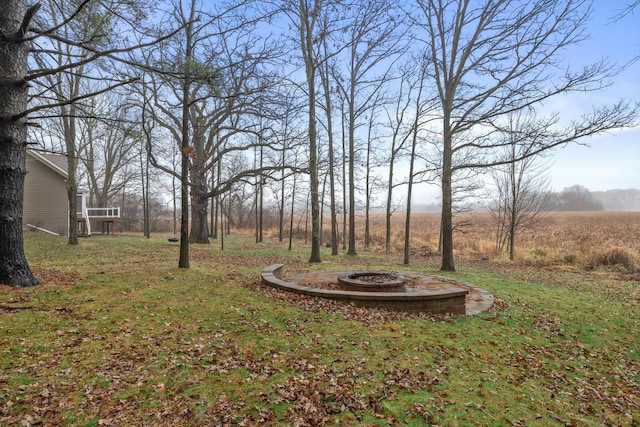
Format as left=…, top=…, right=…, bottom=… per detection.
left=347, top=89, right=357, bottom=256
left=66, top=177, right=78, bottom=243
left=212, top=195, right=219, bottom=239
left=121, top=190, right=125, bottom=233
left=308, top=112, right=321, bottom=261
left=189, top=120, right=209, bottom=244
left=190, top=194, right=209, bottom=244
left=385, top=147, right=395, bottom=253
left=364, top=115, right=373, bottom=249
left=440, top=115, right=455, bottom=271
left=404, top=119, right=419, bottom=265
left=258, top=145, right=264, bottom=243
left=341, top=102, right=347, bottom=251
left=178, top=6, right=197, bottom=267
left=209, top=163, right=215, bottom=238
left=178, top=65, right=191, bottom=265
left=220, top=198, right=225, bottom=251
left=319, top=39, right=338, bottom=255
left=64, top=106, right=80, bottom=245
left=279, top=148, right=285, bottom=243
left=508, top=186, right=517, bottom=260
left=140, top=147, right=149, bottom=238
left=179, top=149, right=190, bottom=267
left=328, top=138, right=339, bottom=255
left=288, top=172, right=297, bottom=251
left=172, top=154, right=178, bottom=236
left=144, top=154, right=150, bottom=238
left=304, top=46, right=321, bottom=262
left=252, top=147, right=258, bottom=242
left=0, top=1, right=40, bottom=287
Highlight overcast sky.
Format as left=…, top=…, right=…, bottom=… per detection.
left=546, top=1, right=640, bottom=192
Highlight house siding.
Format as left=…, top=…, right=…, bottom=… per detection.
left=24, top=155, right=69, bottom=236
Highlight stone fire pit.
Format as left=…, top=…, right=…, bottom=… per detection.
left=337, top=271, right=406, bottom=292
left=260, top=264, right=495, bottom=315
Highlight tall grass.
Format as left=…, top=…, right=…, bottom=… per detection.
left=266, top=211, right=640, bottom=272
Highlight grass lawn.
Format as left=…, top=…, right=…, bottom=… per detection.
left=1, top=232, right=638, bottom=426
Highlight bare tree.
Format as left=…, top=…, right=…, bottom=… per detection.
left=278, top=0, right=370, bottom=261
left=340, top=97, right=348, bottom=251
left=139, top=140, right=151, bottom=238
left=363, top=101, right=386, bottom=249
left=333, top=0, right=405, bottom=256
left=78, top=94, right=139, bottom=208
left=280, top=0, right=333, bottom=263
left=412, top=0, right=638, bottom=272
left=317, top=27, right=340, bottom=255
left=403, top=58, right=429, bottom=265
left=382, top=64, right=416, bottom=253
left=268, top=91, right=306, bottom=243
left=31, top=1, right=110, bottom=245
left=486, top=112, right=553, bottom=260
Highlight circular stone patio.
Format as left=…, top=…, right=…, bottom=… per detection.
left=261, top=264, right=494, bottom=316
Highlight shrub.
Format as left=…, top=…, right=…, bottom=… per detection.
left=586, top=247, right=636, bottom=272
left=563, top=253, right=578, bottom=265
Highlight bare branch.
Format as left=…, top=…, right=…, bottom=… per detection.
left=17, top=78, right=138, bottom=118
left=26, top=23, right=188, bottom=82
left=18, top=3, right=41, bottom=39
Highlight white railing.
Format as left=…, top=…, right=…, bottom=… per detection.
left=82, top=208, right=92, bottom=236
left=85, top=207, right=120, bottom=218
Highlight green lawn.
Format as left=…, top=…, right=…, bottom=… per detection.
left=1, top=232, right=638, bottom=426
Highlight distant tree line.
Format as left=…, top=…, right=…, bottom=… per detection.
left=548, top=186, right=640, bottom=212
left=591, top=189, right=640, bottom=211
left=550, top=185, right=605, bottom=211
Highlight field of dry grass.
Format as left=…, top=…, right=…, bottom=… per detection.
left=313, top=211, right=640, bottom=274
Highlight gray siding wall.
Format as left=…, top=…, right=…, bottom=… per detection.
left=24, top=157, right=69, bottom=236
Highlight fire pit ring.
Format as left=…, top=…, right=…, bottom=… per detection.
left=260, top=264, right=495, bottom=315
left=337, top=271, right=406, bottom=292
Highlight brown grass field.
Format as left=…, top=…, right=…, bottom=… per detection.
left=335, top=211, right=640, bottom=273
